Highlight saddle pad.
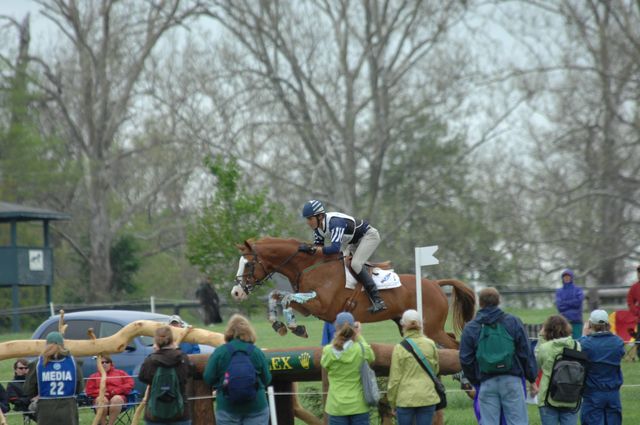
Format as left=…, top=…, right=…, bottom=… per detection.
left=345, top=267, right=401, bottom=290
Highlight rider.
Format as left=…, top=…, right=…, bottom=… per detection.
left=300, top=199, right=387, bottom=313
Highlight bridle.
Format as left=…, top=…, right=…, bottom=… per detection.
left=236, top=245, right=301, bottom=295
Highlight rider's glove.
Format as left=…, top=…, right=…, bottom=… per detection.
left=298, top=244, right=317, bottom=255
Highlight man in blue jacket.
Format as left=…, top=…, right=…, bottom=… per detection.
left=578, top=309, right=625, bottom=425
left=459, top=287, right=538, bottom=425
left=555, top=269, right=585, bottom=339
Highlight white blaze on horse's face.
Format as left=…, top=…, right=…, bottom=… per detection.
left=236, top=255, right=248, bottom=279
left=231, top=256, right=249, bottom=302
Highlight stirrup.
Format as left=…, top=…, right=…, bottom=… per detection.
left=368, top=299, right=387, bottom=313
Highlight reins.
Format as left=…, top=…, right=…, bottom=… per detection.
left=240, top=245, right=344, bottom=293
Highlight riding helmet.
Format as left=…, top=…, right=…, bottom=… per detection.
left=302, top=199, right=325, bottom=218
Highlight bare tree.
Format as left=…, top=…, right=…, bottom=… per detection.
left=492, top=0, right=640, bottom=285
left=4, top=0, right=207, bottom=298
left=199, top=0, right=472, bottom=217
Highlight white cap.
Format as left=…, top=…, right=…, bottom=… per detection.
left=589, top=309, right=609, bottom=325
left=400, top=309, right=422, bottom=326
left=168, top=315, right=183, bottom=326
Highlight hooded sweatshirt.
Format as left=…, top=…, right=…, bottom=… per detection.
left=555, top=269, right=584, bottom=323
left=535, top=336, right=581, bottom=408
left=138, top=347, right=194, bottom=423
left=321, top=335, right=375, bottom=416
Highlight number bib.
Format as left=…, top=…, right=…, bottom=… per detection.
left=36, top=355, right=77, bottom=398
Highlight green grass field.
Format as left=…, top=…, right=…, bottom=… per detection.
left=1, top=307, right=638, bottom=424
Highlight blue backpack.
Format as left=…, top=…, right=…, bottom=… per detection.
left=222, top=344, right=259, bottom=404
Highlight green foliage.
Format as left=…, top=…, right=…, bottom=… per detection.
left=110, top=234, right=141, bottom=296
left=0, top=67, right=79, bottom=204
left=186, top=155, right=290, bottom=299
left=376, top=112, right=507, bottom=285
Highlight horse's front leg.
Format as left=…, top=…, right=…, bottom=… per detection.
left=269, top=290, right=317, bottom=338
left=268, top=290, right=289, bottom=336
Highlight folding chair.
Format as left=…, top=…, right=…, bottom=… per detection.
left=112, top=390, right=140, bottom=425
left=8, top=399, right=36, bottom=425
left=80, top=390, right=140, bottom=425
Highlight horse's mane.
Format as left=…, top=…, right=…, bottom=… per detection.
left=250, top=236, right=305, bottom=246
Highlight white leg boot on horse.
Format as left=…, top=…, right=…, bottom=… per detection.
left=357, top=269, right=387, bottom=313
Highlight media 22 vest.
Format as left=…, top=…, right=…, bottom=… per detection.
left=36, top=356, right=77, bottom=399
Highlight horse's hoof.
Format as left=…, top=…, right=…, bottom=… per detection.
left=291, top=325, right=308, bottom=338
left=272, top=321, right=287, bottom=336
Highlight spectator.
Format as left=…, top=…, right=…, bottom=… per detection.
left=321, top=311, right=375, bottom=425
left=578, top=309, right=625, bottom=425
left=555, top=269, right=585, bottom=340
left=535, top=314, right=581, bottom=425
left=626, top=265, right=640, bottom=338
left=23, top=331, right=84, bottom=425
left=459, top=287, right=538, bottom=425
left=203, top=314, right=271, bottom=425
left=168, top=315, right=201, bottom=354
left=321, top=321, right=336, bottom=346
left=387, top=309, right=440, bottom=425
left=139, top=326, right=195, bottom=425
left=7, top=358, right=34, bottom=418
left=196, top=279, right=223, bottom=324
left=85, top=354, right=135, bottom=425
left=0, top=383, right=8, bottom=413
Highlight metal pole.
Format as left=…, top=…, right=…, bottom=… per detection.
left=414, top=246, right=440, bottom=322
left=267, top=386, right=278, bottom=425
left=11, top=284, right=20, bottom=333
left=415, top=249, right=423, bottom=321
left=150, top=296, right=155, bottom=313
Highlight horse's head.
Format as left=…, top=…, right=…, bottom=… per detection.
left=231, top=241, right=263, bottom=301
left=231, top=238, right=302, bottom=302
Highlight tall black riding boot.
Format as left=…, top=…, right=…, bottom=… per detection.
left=356, top=269, right=387, bottom=313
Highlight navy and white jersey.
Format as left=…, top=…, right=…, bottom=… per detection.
left=36, top=355, right=77, bottom=399
left=313, top=212, right=370, bottom=255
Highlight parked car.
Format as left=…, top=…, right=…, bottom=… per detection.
left=31, top=310, right=214, bottom=393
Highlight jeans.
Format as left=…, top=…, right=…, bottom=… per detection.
left=581, top=391, right=622, bottom=425
left=145, top=421, right=191, bottom=425
left=215, top=407, right=270, bottom=425
left=328, top=412, right=370, bottom=425
left=539, top=406, right=578, bottom=425
left=397, top=405, right=436, bottom=425
left=478, top=375, right=528, bottom=425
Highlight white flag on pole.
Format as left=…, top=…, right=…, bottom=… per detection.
left=415, top=245, right=439, bottom=322
left=415, top=246, right=439, bottom=266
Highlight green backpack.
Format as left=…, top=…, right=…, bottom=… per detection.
left=476, top=321, right=515, bottom=374
left=148, top=365, right=183, bottom=420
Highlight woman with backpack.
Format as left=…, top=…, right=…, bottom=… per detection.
left=203, top=314, right=272, bottom=425
left=321, top=311, right=375, bottom=425
left=535, top=314, right=582, bottom=425
left=139, top=326, right=195, bottom=425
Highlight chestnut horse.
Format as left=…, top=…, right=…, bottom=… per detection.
left=231, top=237, right=476, bottom=348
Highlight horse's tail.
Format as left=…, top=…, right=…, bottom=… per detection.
left=436, top=279, right=476, bottom=335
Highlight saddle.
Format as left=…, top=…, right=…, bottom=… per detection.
left=342, top=256, right=398, bottom=312
left=344, top=256, right=393, bottom=280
